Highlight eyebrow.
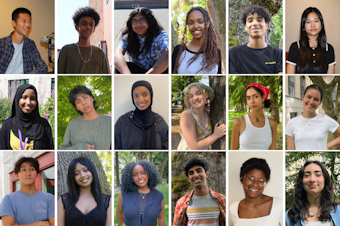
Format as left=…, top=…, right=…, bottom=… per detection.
left=132, top=17, right=146, bottom=20
left=246, top=94, right=258, bottom=97
left=247, top=16, right=263, bottom=20
left=76, top=94, right=87, bottom=101
left=304, top=170, right=322, bottom=174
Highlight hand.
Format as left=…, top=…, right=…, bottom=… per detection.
left=87, top=144, right=95, bottom=150
left=212, top=122, right=226, bottom=139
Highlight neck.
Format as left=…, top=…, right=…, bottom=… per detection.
left=250, top=108, right=264, bottom=118
left=20, top=185, right=38, bottom=195
left=302, top=111, right=317, bottom=119
left=248, top=36, right=267, bottom=49
left=308, top=37, right=318, bottom=47
left=138, top=186, right=151, bottom=193
left=12, top=31, right=25, bottom=45
left=191, top=105, right=205, bottom=114
left=190, top=38, right=203, bottom=49
left=307, top=193, right=321, bottom=208
left=244, top=194, right=265, bottom=206
left=77, top=37, right=91, bottom=47
left=82, top=111, right=100, bottom=120
left=79, top=185, right=92, bottom=196
left=193, top=185, right=209, bottom=196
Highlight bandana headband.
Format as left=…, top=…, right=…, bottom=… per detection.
left=245, top=83, right=270, bottom=101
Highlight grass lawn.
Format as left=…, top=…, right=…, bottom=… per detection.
left=114, top=184, right=169, bottom=226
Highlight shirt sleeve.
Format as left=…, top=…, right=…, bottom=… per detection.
left=285, top=119, right=294, bottom=137
left=326, top=115, right=339, bottom=133
left=114, top=117, right=123, bottom=149
left=47, top=194, right=55, bottom=219
left=28, top=41, right=48, bottom=74
left=58, top=46, right=67, bottom=74
left=172, top=45, right=180, bottom=74
left=275, top=47, right=283, bottom=73
left=117, top=35, right=128, bottom=52
left=157, top=30, right=169, bottom=52
left=327, top=43, right=336, bottom=65
left=229, top=47, right=238, bottom=74
left=287, top=42, right=298, bottom=65
left=0, top=195, right=14, bottom=218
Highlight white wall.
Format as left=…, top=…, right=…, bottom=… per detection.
left=228, top=151, right=284, bottom=226
left=114, top=75, right=169, bottom=125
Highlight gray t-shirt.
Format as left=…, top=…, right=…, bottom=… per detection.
left=0, top=190, right=54, bottom=224
left=5, top=41, right=24, bottom=74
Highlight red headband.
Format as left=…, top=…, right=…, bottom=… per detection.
left=245, top=83, right=270, bottom=101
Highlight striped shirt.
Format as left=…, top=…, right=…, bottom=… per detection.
left=187, top=194, right=220, bottom=226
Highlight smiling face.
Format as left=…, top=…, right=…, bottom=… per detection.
left=132, top=165, right=149, bottom=188
left=12, top=13, right=31, bottom=37
left=133, top=86, right=151, bottom=111
left=188, top=86, right=208, bottom=110
left=187, top=165, right=209, bottom=190
left=75, top=16, right=96, bottom=39
left=304, top=12, right=322, bottom=38
left=244, top=12, right=268, bottom=39
left=187, top=10, right=207, bottom=40
left=303, top=163, right=325, bottom=196
left=245, top=87, right=264, bottom=111
left=131, top=13, right=149, bottom=38
left=74, top=163, right=93, bottom=188
left=302, top=88, right=321, bottom=114
left=75, top=93, right=94, bottom=114
left=242, top=168, right=267, bottom=199
left=15, top=162, right=38, bottom=186
left=19, top=88, right=37, bottom=114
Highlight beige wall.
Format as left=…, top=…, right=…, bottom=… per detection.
left=0, top=1, right=55, bottom=73
left=285, top=0, right=340, bottom=73
left=114, top=75, right=170, bottom=125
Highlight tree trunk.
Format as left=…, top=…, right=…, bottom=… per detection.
left=115, top=152, right=120, bottom=187
left=139, top=152, right=145, bottom=160
left=57, top=152, right=110, bottom=198
left=171, top=152, right=226, bottom=223
left=209, top=76, right=226, bottom=150
left=159, top=153, right=169, bottom=183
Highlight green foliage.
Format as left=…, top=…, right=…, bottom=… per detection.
left=0, top=98, right=12, bottom=123
left=172, top=174, right=190, bottom=193
left=97, top=151, right=112, bottom=191
left=57, top=76, right=111, bottom=148
left=39, top=93, right=55, bottom=142
left=228, top=24, right=239, bottom=47
left=270, top=8, right=283, bottom=48
left=171, top=76, right=201, bottom=105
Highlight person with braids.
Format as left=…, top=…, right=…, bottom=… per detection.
left=286, top=84, right=340, bottom=150
left=231, top=83, right=277, bottom=150
left=230, top=158, right=283, bottom=225
left=58, top=157, right=112, bottom=226
left=172, top=7, right=221, bottom=74
left=58, top=7, right=109, bottom=74
left=177, top=82, right=226, bottom=150
left=115, top=80, right=168, bottom=149
left=286, top=7, right=335, bottom=74
left=229, top=5, right=282, bottom=74
left=116, top=160, right=165, bottom=226
left=286, top=160, right=340, bottom=225
left=114, top=7, right=169, bottom=74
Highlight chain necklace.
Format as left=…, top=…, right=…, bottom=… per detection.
left=249, top=111, right=264, bottom=123
left=82, top=119, right=99, bottom=147
left=138, top=191, right=147, bottom=199
left=77, top=43, right=92, bottom=63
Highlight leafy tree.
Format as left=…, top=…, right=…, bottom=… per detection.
left=171, top=76, right=201, bottom=110
left=270, top=8, right=283, bottom=47
left=57, top=76, right=111, bottom=148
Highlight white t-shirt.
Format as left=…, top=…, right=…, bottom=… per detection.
left=177, top=49, right=218, bottom=74
left=5, top=41, right=24, bottom=74
left=285, top=114, right=339, bottom=150
left=229, top=197, right=283, bottom=226
left=304, top=221, right=331, bottom=226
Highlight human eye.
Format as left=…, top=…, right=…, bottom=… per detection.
left=75, top=172, right=79, bottom=176
left=141, top=171, right=147, bottom=175
left=21, top=168, right=26, bottom=172
left=249, top=176, right=255, bottom=181
left=258, top=178, right=264, bottom=183
left=84, top=168, right=88, bottom=172
left=133, top=173, right=138, bottom=177
left=141, top=19, right=146, bottom=23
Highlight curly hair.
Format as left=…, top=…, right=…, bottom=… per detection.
left=121, top=7, right=164, bottom=59
left=245, top=86, right=272, bottom=108
left=239, top=158, right=270, bottom=182
left=184, top=84, right=215, bottom=110
left=173, top=7, right=220, bottom=74
left=184, top=158, right=208, bottom=177
left=241, top=5, right=271, bottom=25
left=72, top=7, right=100, bottom=27
left=121, top=160, right=160, bottom=192
left=288, top=161, right=337, bottom=223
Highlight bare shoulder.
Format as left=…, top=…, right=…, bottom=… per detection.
left=268, top=118, right=277, bottom=127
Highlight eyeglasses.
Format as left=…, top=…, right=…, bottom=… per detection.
left=243, top=175, right=267, bottom=187
left=132, top=18, right=147, bottom=25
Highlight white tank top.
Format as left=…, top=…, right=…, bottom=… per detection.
left=239, top=114, right=272, bottom=150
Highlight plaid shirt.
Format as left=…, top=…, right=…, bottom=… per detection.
left=0, top=32, right=47, bottom=74
left=173, top=188, right=226, bottom=226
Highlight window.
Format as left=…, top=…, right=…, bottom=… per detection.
left=300, top=76, right=305, bottom=98
left=288, top=76, right=295, bottom=97
left=51, top=78, right=55, bottom=92
left=41, top=166, right=55, bottom=195
left=290, top=112, right=297, bottom=119
left=8, top=79, right=29, bottom=98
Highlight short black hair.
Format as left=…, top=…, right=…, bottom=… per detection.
left=240, top=158, right=270, bottom=181
left=184, top=158, right=209, bottom=177
left=241, top=5, right=271, bottom=25
left=72, top=7, right=100, bottom=27
left=14, top=157, right=39, bottom=174
left=68, top=85, right=97, bottom=115
left=12, top=8, right=31, bottom=22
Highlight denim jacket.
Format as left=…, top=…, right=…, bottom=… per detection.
left=285, top=206, right=340, bottom=226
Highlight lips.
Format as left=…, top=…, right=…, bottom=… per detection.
left=24, top=106, right=31, bottom=111
left=193, top=30, right=202, bottom=35
left=84, top=106, right=90, bottom=111
left=249, top=187, right=259, bottom=192
left=80, top=178, right=89, bottom=184
left=139, top=103, right=146, bottom=108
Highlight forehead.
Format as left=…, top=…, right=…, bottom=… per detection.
left=246, top=12, right=262, bottom=20
left=75, top=93, right=88, bottom=99
left=133, top=165, right=145, bottom=172
left=245, top=168, right=266, bottom=178
left=132, top=13, right=145, bottom=20
left=20, top=162, right=35, bottom=168
left=75, top=162, right=87, bottom=170
left=22, top=88, right=36, bottom=96
left=307, top=12, right=319, bottom=20
left=188, top=85, right=201, bottom=94
left=79, top=16, right=95, bottom=23
left=17, top=13, right=31, bottom=20
left=246, top=87, right=260, bottom=96
left=304, top=88, right=321, bottom=98
left=133, top=86, right=149, bottom=94
left=188, top=165, right=204, bottom=172
left=188, top=10, right=204, bottom=20
left=304, top=163, right=322, bottom=172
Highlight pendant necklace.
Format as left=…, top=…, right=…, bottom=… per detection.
left=77, top=43, right=92, bottom=63
left=138, top=191, right=147, bottom=199
left=249, top=111, right=263, bottom=123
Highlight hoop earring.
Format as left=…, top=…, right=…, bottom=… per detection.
left=207, top=99, right=210, bottom=113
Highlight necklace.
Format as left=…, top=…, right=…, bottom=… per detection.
left=77, top=43, right=92, bottom=63
left=249, top=111, right=264, bottom=122
left=191, top=106, right=206, bottom=120
left=82, top=118, right=99, bottom=147
left=138, top=191, right=147, bottom=199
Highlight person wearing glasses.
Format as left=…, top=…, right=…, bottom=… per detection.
left=114, top=7, right=169, bottom=74
left=229, top=158, right=283, bottom=225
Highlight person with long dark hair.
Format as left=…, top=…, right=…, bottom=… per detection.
left=115, top=80, right=168, bottom=149
left=116, top=160, right=165, bottom=226
left=57, top=157, right=111, bottom=226
left=231, top=83, right=277, bottom=150
left=286, top=84, right=340, bottom=150
left=230, top=158, right=282, bottom=225
left=0, top=84, right=54, bottom=149
left=114, top=7, right=168, bottom=74
left=286, top=161, right=340, bottom=225
left=172, top=7, right=221, bottom=74
left=287, top=7, right=335, bottom=74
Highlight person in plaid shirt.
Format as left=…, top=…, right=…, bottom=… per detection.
left=173, top=158, right=226, bottom=226
left=0, top=8, right=47, bottom=74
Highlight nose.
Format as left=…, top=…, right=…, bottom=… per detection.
left=193, top=171, right=199, bottom=177
left=138, top=173, right=142, bottom=179
left=194, top=22, right=199, bottom=28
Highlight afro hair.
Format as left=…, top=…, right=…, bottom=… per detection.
left=241, top=5, right=271, bottom=25
left=240, top=157, right=270, bottom=181
left=72, top=7, right=100, bottom=27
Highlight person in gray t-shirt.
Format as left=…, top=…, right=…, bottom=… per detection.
left=0, top=157, right=55, bottom=225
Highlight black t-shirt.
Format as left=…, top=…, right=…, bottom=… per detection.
left=287, top=41, right=335, bottom=74
left=229, top=44, right=282, bottom=74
